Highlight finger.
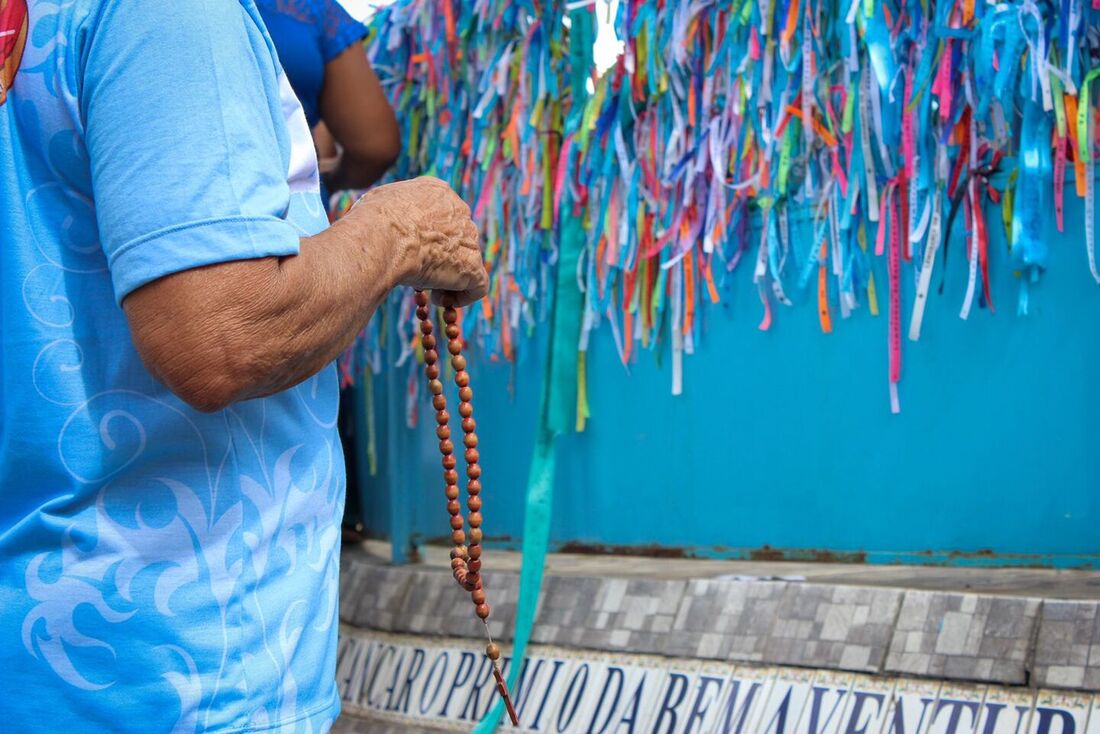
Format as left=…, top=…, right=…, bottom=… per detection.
left=456, top=196, right=472, bottom=220
left=431, top=268, right=488, bottom=308
left=422, top=177, right=462, bottom=207
left=415, top=253, right=483, bottom=294
left=418, top=269, right=470, bottom=293
left=430, top=290, right=466, bottom=308
left=431, top=287, right=482, bottom=309
left=418, top=175, right=449, bottom=189
left=463, top=220, right=481, bottom=249
left=422, top=177, right=470, bottom=218
left=465, top=264, right=490, bottom=302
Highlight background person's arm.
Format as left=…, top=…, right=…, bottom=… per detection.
left=319, top=45, right=401, bottom=191
left=123, top=178, right=486, bottom=413
left=313, top=121, right=340, bottom=175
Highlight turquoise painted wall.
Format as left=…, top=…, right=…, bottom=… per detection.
left=360, top=193, right=1100, bottom=567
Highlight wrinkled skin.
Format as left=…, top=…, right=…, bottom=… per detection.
left=356, top=176, right=486, bottom=305
left=124, top=176, right=488, bottom=412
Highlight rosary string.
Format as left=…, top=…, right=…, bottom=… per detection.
left=413, top=289, right=520, bottom=727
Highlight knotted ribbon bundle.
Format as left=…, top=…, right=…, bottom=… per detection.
left=351, top=0, right=1100, bottom=415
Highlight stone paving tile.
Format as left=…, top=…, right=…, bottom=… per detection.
left=884, top=591, right=1039, bottom=685
left=663, top=578, right=788, bottom=662
left=1032, top=600, right=1100, bottom=690
left=530, top=574, right=603, bottom=647
left=390, top=567, right=519, bottom=640
left=763, top=584, right=902, bottom=672
left=347, top=564, right=416, bottom=633
left=339, top=557, right=370, bottom=625
left=532, top=576, right=686, bottom=654
left=436, top=569, right=518, bottom=641
left=332, top=715, right=447, bottom=734
left=387, top=568, right=453, bottom=637
left=329, top=716, right=377, bottom=733
left=343, top=552, right=519, bottom=640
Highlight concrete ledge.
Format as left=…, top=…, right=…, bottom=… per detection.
left=884, top=591, right=1039, bottom=685
left=1033, top=601, right=1100, bottom=690
left=662, top=578, right=785, bottom=662
left=339, top=547, right=1100, bottom=692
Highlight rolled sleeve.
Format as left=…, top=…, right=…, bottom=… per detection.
left=107, top=215, right=301, bottom=303
left=321, top=0, right=368, bottom=63
left=81, top=0, right=304, bottom=304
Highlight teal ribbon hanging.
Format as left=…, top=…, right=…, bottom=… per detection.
left=474, top=6, right=593, bottom=731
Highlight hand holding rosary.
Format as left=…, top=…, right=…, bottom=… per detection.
left=413, top=289, right=520, bottom=727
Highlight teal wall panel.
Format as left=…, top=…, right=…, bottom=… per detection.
left=360, top=194, right=1100, bottom=567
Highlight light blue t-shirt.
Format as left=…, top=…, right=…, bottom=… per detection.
left=1, top=1, right=344, bottom=732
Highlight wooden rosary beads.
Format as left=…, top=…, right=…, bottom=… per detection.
left=414, top=290, right=520, bottom=727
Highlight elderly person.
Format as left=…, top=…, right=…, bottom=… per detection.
left=0, top=1, right=485, bottom=732
left=254, top=0, right=402, bottom=543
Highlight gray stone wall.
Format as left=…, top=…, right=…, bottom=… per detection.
left=339, top=551, right=1100, bottom=692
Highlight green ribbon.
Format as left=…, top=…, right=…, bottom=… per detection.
left=1078, top=68, right=1100, bottom=164
left=474, top=8, right=592, bottom=732
left=1053, top=74, right=1066, bottom=139
left=473, top=177, right=585, bottom=734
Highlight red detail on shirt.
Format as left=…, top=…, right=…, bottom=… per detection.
left=0, top=0, right=28, bottom=106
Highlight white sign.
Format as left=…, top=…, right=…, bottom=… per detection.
left=337, top=628, right=1098, bottom=734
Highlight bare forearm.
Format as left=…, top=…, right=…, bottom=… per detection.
left=320, top=46, right=401, bottom=192
left=226, top=213, right=399, bottom=401
left=125, top=204, right=401, bottom=411
left=124, top=177, right=486, bottom=413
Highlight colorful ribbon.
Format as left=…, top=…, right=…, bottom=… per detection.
left=352, top=0, right=1100, bottom=417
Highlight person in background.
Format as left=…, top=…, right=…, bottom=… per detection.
left=256, top=0, right=400, bottom=195
left=2, top=1, right=485, bottom=730
left=257, top=0, right=402, bottom=541
left=314, top=121, right=342, bottom=182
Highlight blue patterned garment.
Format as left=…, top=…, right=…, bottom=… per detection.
left=0, top=1, right=343, bottom=732
left=255, top=0, right=368, bottom=129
